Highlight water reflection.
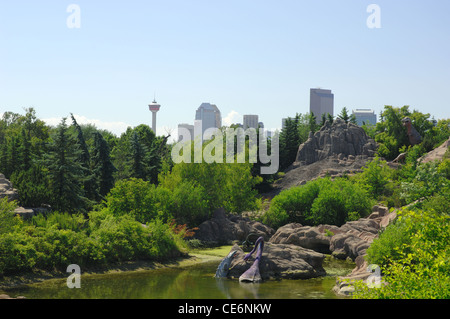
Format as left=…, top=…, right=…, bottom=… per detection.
left=3, top=258, right=353, bottom=299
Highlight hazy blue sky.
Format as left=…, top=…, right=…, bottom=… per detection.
left=1, top=0, right=449, bottom=137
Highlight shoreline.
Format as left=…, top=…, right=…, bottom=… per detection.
left=0, top=251, right=225, bottom=292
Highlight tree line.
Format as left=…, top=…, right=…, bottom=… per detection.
left=0, top=108, right=170, bottom=214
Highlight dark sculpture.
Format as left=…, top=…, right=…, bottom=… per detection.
left=402, top=117, right=422, bottom=146
left=215, top=235, right=265, bottom=283
left=239, top=236, right=264, bottom=283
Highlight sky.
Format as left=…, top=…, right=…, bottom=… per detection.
left=1, top=0, right=449, bottom=139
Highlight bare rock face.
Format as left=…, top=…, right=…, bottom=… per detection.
left=194, top=208, right=275, bottom=245
left=296, top=118, right=377, bottom=166
left=227, top=242, right=326, bottom=280
left=419, top=136, right=450, bottom=164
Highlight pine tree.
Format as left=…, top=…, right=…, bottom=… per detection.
left=129, top=131, right=147, bottom=180
left=92, top=132, right=117, bottom=197
left=18, top=127, right=31, bottom=171
left=338, top=107, right=350, bottom=123
left=71, top=114, right=97, bottom=201
left=42, top=118, right=89, bottom=213
left=279, top=115, right=301, bottom=170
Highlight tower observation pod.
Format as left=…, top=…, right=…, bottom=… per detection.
left=148, top=99, right=161, bottom=134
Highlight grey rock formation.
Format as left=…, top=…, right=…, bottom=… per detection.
left=194, top=208, right=275, bottom=245
left=227, top=242, right=326, bottom=280
left=296, top=118, right=377, bottom=166
left=269, top=205, right=397, bottom=262
left=269, top=223, right=333, bottom=254
left=0, top=173, right=19, bottom=202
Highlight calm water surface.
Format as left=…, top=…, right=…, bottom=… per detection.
left=3, top=254, right=354, bottom=299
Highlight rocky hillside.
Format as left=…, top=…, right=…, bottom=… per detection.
left=271, top=118, right=377, bottom=194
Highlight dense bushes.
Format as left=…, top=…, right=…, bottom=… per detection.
left=0, top=199, right=187, bottom=276
left=354, top=209, right=450, bottom=298
left=351, top=157, right=450, bottom=299
left=262, top=178, right=374, bottom=229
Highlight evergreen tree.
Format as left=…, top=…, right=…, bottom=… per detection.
left=129, top=131, right=147, bottom=180
left=6, top=136, right=19, bottom=179
left=92, top=132, right=117, bottom=197
left=279, top=115, right=301, bottom=170
left=338, top=107, right=350, bottom=123
left=18, top=127, right=31, bottom=171
left=327, top=113, right=334, bottom=124
left=308, top=112, right=318, bottom=133
left=70, top=114, right=97, bottom=201
left=42, top=118, right=89, bottom=213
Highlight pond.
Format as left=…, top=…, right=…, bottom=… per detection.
left=1, top=249, right=354, bottom=299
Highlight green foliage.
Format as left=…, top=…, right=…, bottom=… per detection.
left=0, top=198, right=18, bottom=235
left=338, top=107, right=356, bottom=124
left=159, top=160, right=261, bottom=216
left=352, top=157, right=396, bottom=200
left=374, top=105, right=449, bottom=160
left=10, top=165, right=51, bottom=208
left=41, top=118, right=91, bottom=213
left=401, top=160, right=450, bottom=203
left=279, top=113, right=314, bottom=170
left=0, top=209, right=186, bottom=276
left=262, top=178, right=373, bottom=229
left=356, top=209, right=450, bottom=299
left=104, top=178, right=158, bottom=224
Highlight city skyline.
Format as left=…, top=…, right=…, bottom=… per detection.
left=1, top=1, right=449, bottom=138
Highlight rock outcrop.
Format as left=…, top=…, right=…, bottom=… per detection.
left=0, top=173, right=19, bottom=202
left=270, top=119, right=377, bottom=195
left=194, top=208, right=275, bottom=245
left=296, top=118, right=377, bottom=166
left=0, top=173, right=45, bottom=219
left=269, top=205, right=396, bottom=263
left=227, top=242, right=326, bottom=280
left=419, top=136, right=450, bottom=164
left=268, top=205, right=397, bottom=296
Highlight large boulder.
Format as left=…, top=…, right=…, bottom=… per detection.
left=194, top=208, right=275, bottom=245
left=227, top=242, right=326, bottom=280
left=296, top=118, right=377, bottom=166
left=269, top=223, right=334, bottom=254
left=269, top=205, right=396, bottom=262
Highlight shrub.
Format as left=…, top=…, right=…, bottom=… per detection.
left=262, top=178, right=373, bottom=228
left=261, top=178, right=323, bottom=228
left=355, top=209, right=450, bottom=299
left=0, top=197, right=18, bottom=235
left=104, top=178, right=158, bottom=223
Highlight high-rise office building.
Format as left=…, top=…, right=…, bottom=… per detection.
left=310, top=88, right=334, bottom=123
left=243, top=115, right=259, bottom=130
left=352, top=109, right=377, bottom=126
left=195, top=103, right=222, bottom=137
